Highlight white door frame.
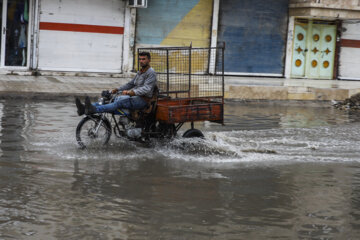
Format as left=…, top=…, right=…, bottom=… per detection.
left=0, top=0, right=32, bottom=70
left=284, top=17, right=295, bottom=79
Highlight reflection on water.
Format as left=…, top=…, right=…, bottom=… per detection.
left=204, top=101, right=360, bottom=131
left=0, top=99, right=360, bottom=239
left=0, top=100, right=25, bottom=161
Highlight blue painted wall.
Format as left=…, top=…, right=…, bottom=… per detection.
left=217, top=0, right=289, bottom=74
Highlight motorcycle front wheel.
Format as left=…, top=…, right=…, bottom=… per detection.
left=76, top=115, right=112, bottom=149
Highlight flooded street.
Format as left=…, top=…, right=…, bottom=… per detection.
left=1, top=99, right=360, bottom=239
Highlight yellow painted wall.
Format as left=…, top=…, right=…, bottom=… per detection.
left=135, top=0, right=214, bottom=71
left=161, top=0, right=213, bottom=48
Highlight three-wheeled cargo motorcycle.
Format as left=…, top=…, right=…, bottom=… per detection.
left=75, top=46, right=225, bottom=149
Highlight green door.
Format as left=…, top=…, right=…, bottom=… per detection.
left=291, top=20, right=337, bottom=79
left=291, top=23, right=307, bottom=77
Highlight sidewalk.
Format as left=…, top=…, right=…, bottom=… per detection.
left=0, top=75, right=132, bottom=99
left=0, top=74, right=359, bottom=101
left=225, top=76, right=360, bottom=101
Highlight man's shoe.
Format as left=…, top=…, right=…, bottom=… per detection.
left=75, top=97, right=85, bottom=116
left=84, top=96, right=97, bottom=115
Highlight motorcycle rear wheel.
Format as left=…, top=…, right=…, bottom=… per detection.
left=76, top=115, right=112, bottom=149
left=182, top=128, right=204, bottom=138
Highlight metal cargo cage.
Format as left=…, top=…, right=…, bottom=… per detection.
left=138, top=46, right=225, bottom=124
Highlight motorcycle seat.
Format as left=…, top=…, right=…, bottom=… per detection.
left=131, top=86, right=159, bottom=119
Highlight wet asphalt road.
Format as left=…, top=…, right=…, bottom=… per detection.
left=0, top=99, right=360, bottom=239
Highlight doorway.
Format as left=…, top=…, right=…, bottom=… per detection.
left=291, top=19, right=337, bottom=79
left=0, top=0, right=30, bottom=68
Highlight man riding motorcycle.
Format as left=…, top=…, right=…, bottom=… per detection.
left=75, top=52, right=157, bottom=115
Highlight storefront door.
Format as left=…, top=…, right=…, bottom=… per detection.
left=38, top=0, right=125, bottom=73
left=0, top=0, right=30, bottom=68
left=291, top=19, right=336, bottom=79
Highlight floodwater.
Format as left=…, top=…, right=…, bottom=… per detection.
left=1, top=99, right=360, bottom=239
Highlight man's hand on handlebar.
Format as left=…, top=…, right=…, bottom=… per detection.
left=122, top=90, right=135, bottom=96
left=101, top=90, right=112, bottom=99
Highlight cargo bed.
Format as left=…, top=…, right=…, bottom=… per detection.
left=138, top=45, right=225, bottom=137
left=156, top=98, right=223, bottom=124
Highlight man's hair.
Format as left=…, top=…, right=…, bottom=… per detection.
left=139, top=52, right=151, bottom=60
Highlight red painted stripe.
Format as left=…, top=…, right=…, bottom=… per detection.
left=341, top=39, right=360, bottom=48
left=39, top=22, right=124, bottom=34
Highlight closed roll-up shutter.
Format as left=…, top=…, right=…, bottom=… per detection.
left=339, top=21, right=360, bottom=80
left=38, top=0, right=125, bottom=73
left=217, top=0, right=289, bottom=75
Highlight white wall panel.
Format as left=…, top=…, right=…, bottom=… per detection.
left=339, top=22, right=360, bottom=80
left=39, top=31, right=123, bottom=71
left=339, top=47, right=360, bottom=79
left=38, top=0, right=125, bottom=72
left=342, top=21, right=360, bottom=40
left=40, top=0, right=125, bottom=25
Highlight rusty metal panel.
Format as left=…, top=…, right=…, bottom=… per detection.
left=156, top=99, right=223, bottom=124
left=217, top=0, right=289, bottom=75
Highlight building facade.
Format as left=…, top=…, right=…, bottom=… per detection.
left=0, top=0, right=135, bottom=74
left=286, top=0, right=360, bottom=80
left=1, top=0, right=360, bottom=82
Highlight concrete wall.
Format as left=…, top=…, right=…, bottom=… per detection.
left=289, top=0, right=360, bottom=18
left=290, top=0, right=360, bottom=9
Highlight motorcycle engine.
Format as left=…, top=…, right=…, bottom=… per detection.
left=118, top=116, right=142, bottom=139
left=126, top=128, right=142, bottom=139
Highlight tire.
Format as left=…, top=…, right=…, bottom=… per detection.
left=182, top=129, right=204, bottom=138
left=76, top=115, right=112, bottom=149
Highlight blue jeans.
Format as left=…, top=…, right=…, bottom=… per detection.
left=93, top=95, right=147, bottom=113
